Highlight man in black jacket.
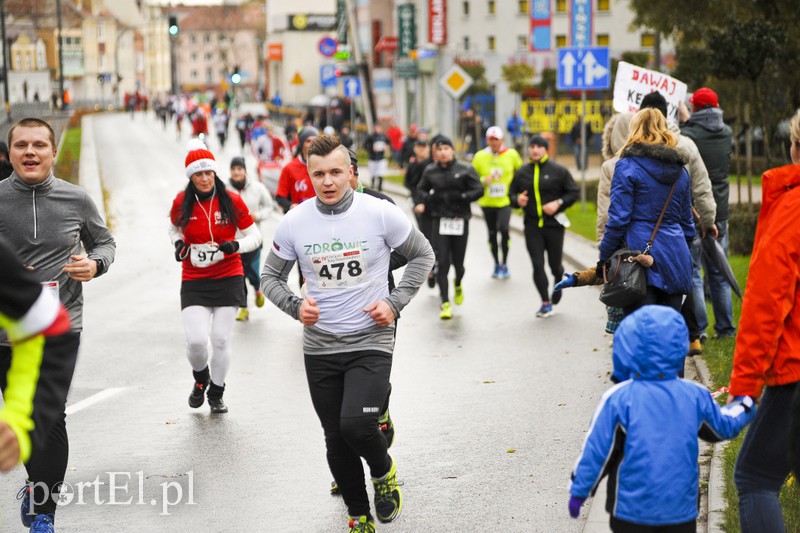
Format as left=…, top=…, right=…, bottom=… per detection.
left=414, top=137, right=483, bottom=319
left=510, top=135, right=579, bottom=317
left=680, top=87, right=735, bottom=339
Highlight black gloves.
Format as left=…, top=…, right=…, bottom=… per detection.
left=595, top=260, right=606, bottom=280
left=219, top=240, right=240, bottom=255
left=174, top=240, right=189, bottom=262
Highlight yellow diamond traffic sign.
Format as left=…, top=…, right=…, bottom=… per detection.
left=439, top=64, right=473, bottom=100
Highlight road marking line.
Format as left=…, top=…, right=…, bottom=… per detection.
left=66, top=387, right=126, bottom=415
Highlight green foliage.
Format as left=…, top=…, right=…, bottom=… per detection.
left=620, top=51, right=650, bottom=69
left=728, top=203, right=759, bottom=255
left=537, top=67, right=559, bottom=99
left=54, top=127, right=81, bottom=186
left=564, top=201, right=597, bottom=242
left=501, top=63, right=536, bottom=96
left=458, top=63, right=491, bottom=97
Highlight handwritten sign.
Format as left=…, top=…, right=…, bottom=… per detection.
left=612, top=61, right=687, bottom=124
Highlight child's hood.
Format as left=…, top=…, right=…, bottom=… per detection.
left=612, top=305, right=688, bottom=381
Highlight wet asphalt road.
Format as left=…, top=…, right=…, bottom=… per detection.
left=0, top=113, right=613, bottom=532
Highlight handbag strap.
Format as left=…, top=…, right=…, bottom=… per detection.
left=643, top=181, right=678, bottom=254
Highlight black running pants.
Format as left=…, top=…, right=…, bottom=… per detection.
left=305, top=350, right=393, bottom=518
left=482, top=206, right=511, bottom=265
left=433, top=219, right=470, bottom=303
left=0, top=332, right=80, bottom=517
left=524, top=224, right=565, bottom=302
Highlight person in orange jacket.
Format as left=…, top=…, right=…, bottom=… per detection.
left=729, top=109, right=800, bottom=532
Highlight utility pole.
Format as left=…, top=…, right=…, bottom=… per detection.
left=56, top=0, right=65, bottom=109
left=0, top=0, right=10, bottom=120
left=343, top=0, right=374, bottom=131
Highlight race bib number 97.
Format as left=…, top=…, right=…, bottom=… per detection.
left=311, top=249, right=368, bottom=289
left=190, top=243, right=224, bottom=268
left=439, top=217, right=465, bottom=236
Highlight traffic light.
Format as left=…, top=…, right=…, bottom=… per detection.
left=168, top=16, right=179, bottom=36
left=231, top=65, right=241, bottom=85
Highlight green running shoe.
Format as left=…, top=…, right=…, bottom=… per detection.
left=372, top=458, right=403, bottom=523
left=439, top=302, right=453, bottom=320
left=454, top=284, right=464, bottom=305
left=348, top=515, right=375, bottom=532
left=378, top=409, right=395, bottom=448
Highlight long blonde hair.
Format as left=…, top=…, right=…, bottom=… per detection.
left=620, top=108, right=677, bottom=154
left=790, top=109, right=800, bottom=144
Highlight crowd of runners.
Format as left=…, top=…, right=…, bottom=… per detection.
left=0, top=91, right=798, bottom=533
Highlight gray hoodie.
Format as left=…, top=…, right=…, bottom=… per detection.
left=0, top=172, right=115, bottom=335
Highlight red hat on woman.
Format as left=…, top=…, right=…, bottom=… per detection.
left=184, top=138, right=217, bottom=178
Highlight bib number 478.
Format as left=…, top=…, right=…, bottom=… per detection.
left=318, top=260, right=363, bottom=280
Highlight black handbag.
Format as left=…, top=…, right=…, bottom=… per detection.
left=599, top=181, right=678, bottom=308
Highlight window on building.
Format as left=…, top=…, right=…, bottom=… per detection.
left=97, top=23, right=105, bottom=41
left=191, top=52, right=198, bottom=62
left=25, top=55, right=31, bottom=70
left=556, top=0, right=567, bottom=12
left=14, top=54, right=20, bottom=70
left=463, top=36, right=470, bottom=51
left=598, top=0, right=610, bottom=10
left=220, top=51, right=227, bottom=62
left=205, top=52, right=213, bottom=61
left=206, top=67, right=213, bottom=82
left=597, top=34, right=610, bottom=46
left=463, top=1, right=469, bottom=15
left=220, top=68, right=227, bottom=78
left=190, top=35, right=197, bottom=44
left=556, top=34, right=567, bottom=47
left=641, top=33, right=655, bottom=47
left=488, top=0, right=495, bottom=14
left=204, top=34, right=211, bottom=44
left=191, top=69, right=198, bottom=80
left=517, top=35, right=528, bottom=50
left=488, top=35, right=495, bottom=50
left=519, top=0, right=528, bottom=14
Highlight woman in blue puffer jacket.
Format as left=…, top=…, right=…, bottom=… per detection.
left=598, top=108, right=695, bottom=314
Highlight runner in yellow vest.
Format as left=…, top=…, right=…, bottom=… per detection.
left=471, top=126, right=523, bottom=279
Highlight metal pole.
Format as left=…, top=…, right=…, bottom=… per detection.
left=580, top=90, right=587, bottom=211
left=0, top=0, right=9, bottom=120
left=343, top=0, right=373, bottom=131
left=56, top=0, right=64, bottom=110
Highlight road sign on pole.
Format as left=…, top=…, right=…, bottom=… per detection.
left=321, top=64, right=337, bottom=88
left=439, top=64, right=473, bottom=100
left=556, top=46, right=610, bottom=91
left=343, top=77, right=361, bottom=98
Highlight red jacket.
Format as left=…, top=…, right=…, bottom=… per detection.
left=275, top=156, right=315, bottom=206
left=729, top=164, right=800, bottom=397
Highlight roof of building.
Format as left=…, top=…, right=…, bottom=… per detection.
left=171, top=4, right=265, bottom=33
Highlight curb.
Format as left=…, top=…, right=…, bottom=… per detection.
left=79, top=114, right=108, bottom=223
left=691, top=356, right=727, bottom=533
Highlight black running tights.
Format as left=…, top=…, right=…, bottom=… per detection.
left=433, top=220, right=470, bottom=303
left=524, top=224, right=565, bottom=302
left=482, top=206, right=511, bottom=265
left=305, top=350, right=393, bottom=518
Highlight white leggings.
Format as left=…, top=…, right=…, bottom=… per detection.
left=181, top=305, right=236, bottom=387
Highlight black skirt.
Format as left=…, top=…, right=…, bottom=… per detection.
left=180, top=276, right=246, bottom=309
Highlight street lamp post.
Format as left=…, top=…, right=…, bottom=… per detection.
left=0, top=0, right=10, bottom=120
left=56, top=0, right=64, bottom=110
left=114, top=25, right=132, bottom=106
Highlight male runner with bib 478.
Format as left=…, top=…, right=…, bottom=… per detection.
left=261, top=135, right=434, bottom=532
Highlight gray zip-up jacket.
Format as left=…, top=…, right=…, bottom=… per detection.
left=0, top=172, right=116, bottom=336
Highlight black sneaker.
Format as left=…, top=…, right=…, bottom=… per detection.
left=427, top=269, right=436, bottom=288
left=372, top=458, right=402, bottom=523
left=207, top=382, right=228, bottom=414
left=188, top=367, right=210, bottom=408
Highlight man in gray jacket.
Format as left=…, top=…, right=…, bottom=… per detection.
left=0, top=117, right=115, bottom=531
left=681, top=88, right=735, bottom=339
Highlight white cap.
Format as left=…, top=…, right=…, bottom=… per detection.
left=486, top=126, right=504, bottom=140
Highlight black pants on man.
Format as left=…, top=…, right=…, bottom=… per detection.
left=305, top=350, right=393, bottom=518
left=482, top=206, right=511, bottom=266
left=524, top=223, right=565, bottom=302
left=433, top=220, right=470, bottom=303
left=0, top=332, right=80, bottom=518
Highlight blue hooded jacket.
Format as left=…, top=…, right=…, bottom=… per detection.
left=570, top=306, right=755, bottom=526
left=599, top=142, right=695, bottom=294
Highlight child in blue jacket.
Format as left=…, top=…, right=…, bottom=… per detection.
left=569, top=305, right=755, bottom=531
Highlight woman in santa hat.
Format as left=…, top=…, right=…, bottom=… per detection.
left=168, top=138, right=262, bottom=413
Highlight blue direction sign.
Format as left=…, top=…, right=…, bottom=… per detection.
left=343, top=77, right=361, bottom=98
left=557, top=46, right=610, bottom=91
left=321, top=64, right=337, bottom=88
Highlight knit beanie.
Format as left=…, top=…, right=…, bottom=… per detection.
left=185, top=138, right=217, bottom=178
left=640, top=91, right=668, bottom=118
left=529, top=134, right=549, bottom=150
left=230, top=156, right=246, bottom=169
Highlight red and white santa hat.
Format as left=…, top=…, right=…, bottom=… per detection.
left=184, top=138, right=217, bottom=178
